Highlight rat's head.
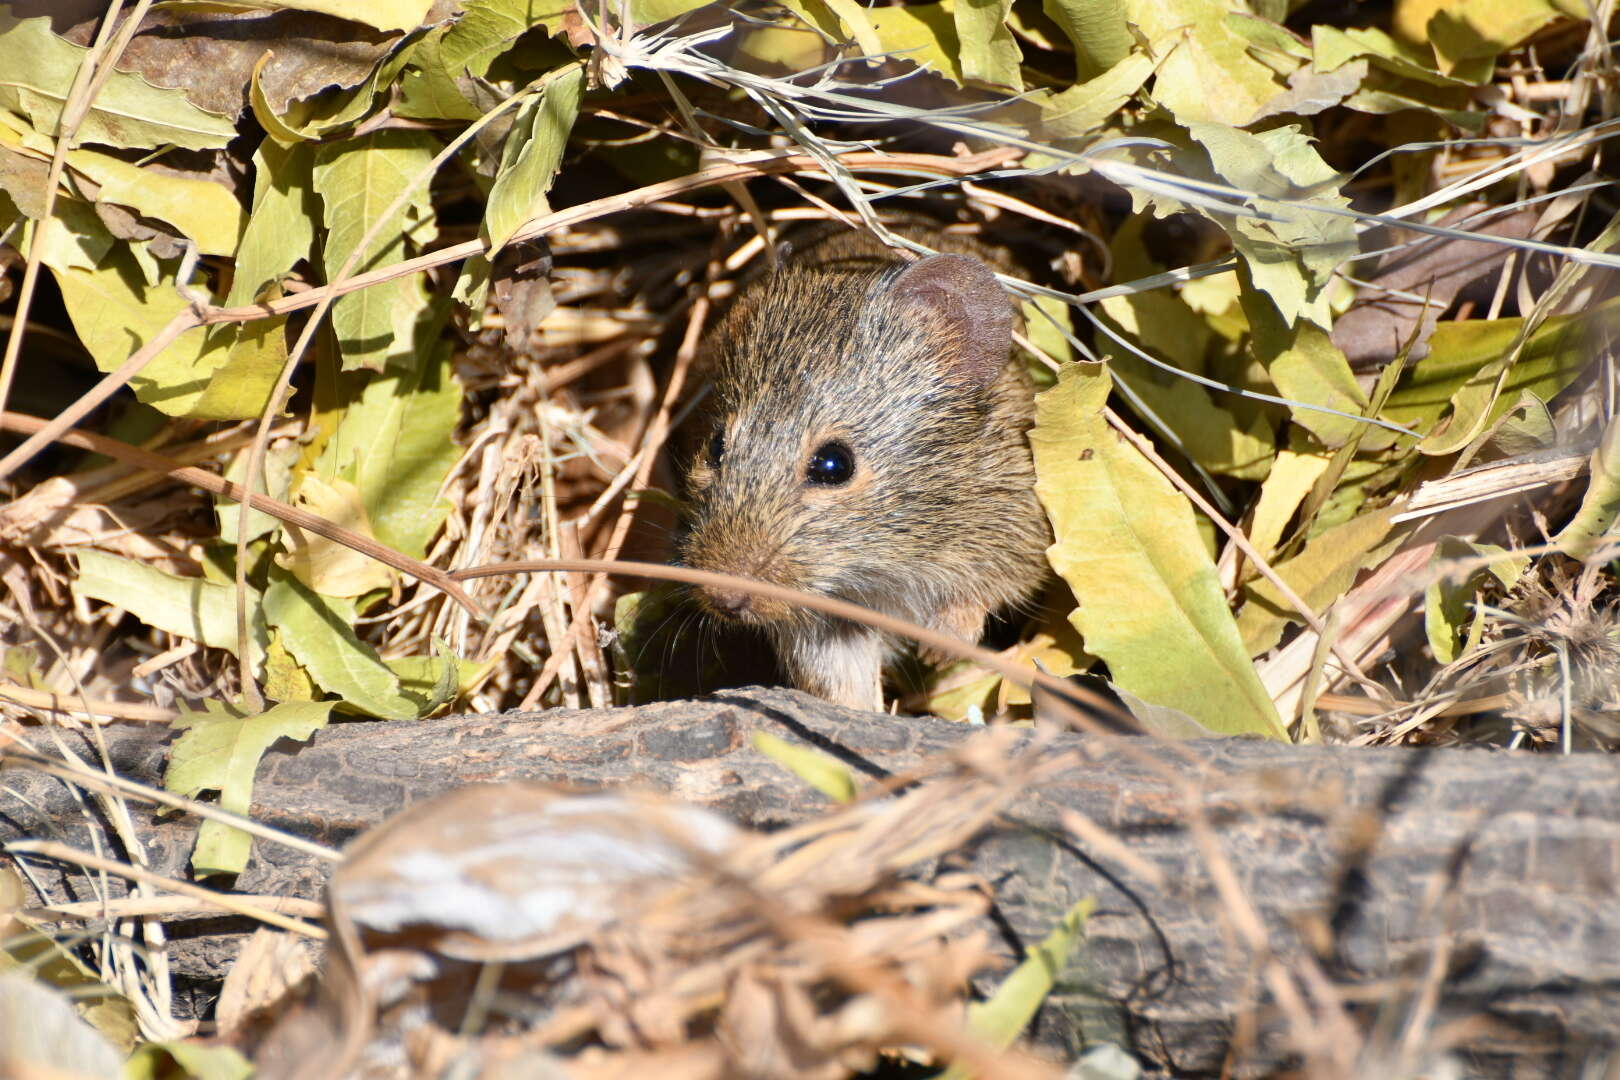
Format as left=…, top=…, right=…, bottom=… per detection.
left=678, top=251, right=1015, bottom=627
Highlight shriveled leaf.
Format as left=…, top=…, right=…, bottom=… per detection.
left=312, top=130, right=438, bottom=372
left=953, top=0, right=1023, bottom=90
left=945, top=896, right=1094, bottom=1076
left=1425, top=537, right=1526, bottom=663
left=0, top=12, right=236, bottom=151
left=484, top=65, right=583, bottom=253
left=1249, top=57, right=1368, bottom=121
left=166, top=699, right=333, bottom=876
left=1125, top=0, right=1283, bottom=125
left=70, top=549, right=266, bottom=670
left=262, top=571, right=421, bottom=720
left=1042, top=0, right=1133, bottom=80
left=1555, top=414, right=1620, bottom=560
left=1237, top=506, right=1400, bottom=656
left=273, top=473, right=394, bottom=597
left=752, top=731, right=858, bottom=803
left=318, top=344, right=460, bottom=560
left=225, top=138, right=317, bottom=306
left=1032, top=365, right=1286, bottom=740
left=66, top=148, right=245, bottom=256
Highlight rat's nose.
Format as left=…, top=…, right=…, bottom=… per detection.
left=702, top=587, right=752, bottom=618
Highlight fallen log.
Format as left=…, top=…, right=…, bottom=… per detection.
left=3, top=687, right=1618, bottom=1076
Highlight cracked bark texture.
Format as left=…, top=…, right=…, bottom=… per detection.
left=4, top=687, right=1618, bottom=1077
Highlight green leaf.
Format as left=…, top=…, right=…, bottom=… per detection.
left=385, top=645, right=484, bottom=712
left=953, top=0, right=1023, bottom=90
left=940, top=896, right=1094, bottom=1079
left=484, top=65, right=584, bottom=254
left=318, top=343, right=461, bottom=560
left=441, top=0, right=570, bottom=79
left=1237, top=507, right=1400, bottom=656
left=66, top=148, right=245, bottom=256
left=1027, top=50, right=1156, bottom=155
left=1041, top=0, right=1133, bottom=80
left=125, top=1042, right=254, bottom=1080
left=166, top=700, right=333, bottom=876
left=0, top=12, right=236, bottom=151
left=262, top=571, right=422, bottom=720
left=226, top=138, right=317, bottom=306
left=1424, top=538, right=1526, bottom=664
left=1190, top=123, right=1358, bottom=330
left=1555, top=414, right=1620, bottom=560
left=752, top=732, right=859, bottom=803
left=1313, top=24, right=1491, bottom=86
left=1, top=884, right=138, bottom=1054
left=1245, top=445, right=1331, bottom=561
left=1417, top=217, right=1620, bottom=455
left=311, top=130, right=438, bottom=372
left=189, top=318, right=289, bottom=422
left=1032, top=364, right=1286, bottom=740
left=50, top=249, right=243, bottom=418
left=69, top=549, right=266, bottom=671
left=1122, top=0, right=1283, bottom=125
left=243, top=0, right=435, bottom=33
left=1243, top=291, right=1368, bottom=448
left=1425, top=0, right=1582, bottom=76
left=1399, top=310, right=1596, bottom=454
left=867, top=3, right=963, bottom=85
left=396, top=24, right=486, bottom=121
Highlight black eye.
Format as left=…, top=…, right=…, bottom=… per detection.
left=708, top=430, right=725, bottom=464
left=806, top=441, right=854, bottom=486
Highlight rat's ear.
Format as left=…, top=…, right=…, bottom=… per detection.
left=891, top=253, right=1012, bottom=388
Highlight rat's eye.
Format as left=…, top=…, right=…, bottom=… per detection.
left=806, top=441, right=855, bottom=486
left=708, top=430, right=726, bottom=464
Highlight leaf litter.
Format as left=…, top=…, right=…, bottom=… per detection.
left=0, top=0, right=1618, bottom=1075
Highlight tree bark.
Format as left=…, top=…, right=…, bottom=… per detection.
left=4, top=687, right=1618, bottom=1076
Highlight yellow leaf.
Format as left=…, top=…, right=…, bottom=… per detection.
left=274, top=474, right=394, bottom=597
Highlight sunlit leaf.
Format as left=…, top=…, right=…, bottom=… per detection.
left=1424, top=537, right=1526, bottom=663
left=262, top=571, right=422, bottom=720
left=166, top=699, right=333, bottom=876
left=1125, top=0, right=1283, bottom=125
left=0, top=12, right=235, bottom=151
left=1032, top=364, right=1286, bottom=740
left=1237, top=507, right=1400, bottom=656
left=311, top=130, right=438, bottom=372
left=226, top=138, right=317, bottom=306
left=69, top=549, right=267, bottom=670
left=484, top=65, right=583, bottom=254
left=273, top=473, right=394, bottom=597
left=317, top=343, right=461, bottom=560
left=1555, top=414, right=1620, bottom=560
left=953, top=0, right=1023, bottom=90
left=867, top=3, right=963, bottom=84
left=1041, top=0, right=1133, bottom=80
left=752, top=732, right=859, bottom=803
left=66, top=148, right=245, bottom=256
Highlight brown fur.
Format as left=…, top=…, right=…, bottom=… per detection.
left=678, top=229, right=1052, bottom=710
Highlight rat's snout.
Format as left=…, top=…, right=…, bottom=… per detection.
left=699, top=585, right=753, bottom=619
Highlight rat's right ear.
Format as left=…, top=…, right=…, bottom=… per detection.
left=889, top=254, right=1012, bottom=389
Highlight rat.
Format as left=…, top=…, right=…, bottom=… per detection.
left=677, top=227, right=1052, bottom=711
